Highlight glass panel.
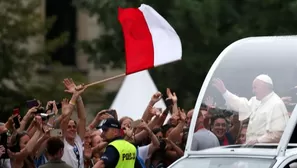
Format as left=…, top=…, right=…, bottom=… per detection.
left=170, top=157, right=275, bottom=168
left=189, top=37, right=297, bottom=151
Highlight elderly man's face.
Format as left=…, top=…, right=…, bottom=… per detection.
left=252, top=79, right=269, bottom=100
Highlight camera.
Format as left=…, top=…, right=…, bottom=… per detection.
left=47, top=102, right=62, bottom=111
left=37, top=107, right=45, bottom=114
left=40, top=112, right=55, bottom=121
left=159, top=139, right=167, bottom=151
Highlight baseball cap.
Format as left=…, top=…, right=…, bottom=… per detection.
left=97, top=118, right=121, bottom=130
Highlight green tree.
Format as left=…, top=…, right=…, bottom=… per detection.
left=75, top=0, right=297, bottom=109
left=0, top=0, right=104, bottom=121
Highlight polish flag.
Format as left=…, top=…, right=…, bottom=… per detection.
left=118, top=4, right=182, bottom=75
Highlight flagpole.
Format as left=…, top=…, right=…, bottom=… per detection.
left=85, top=73, right=126, bottom=88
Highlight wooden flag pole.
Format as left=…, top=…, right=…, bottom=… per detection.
left=85, top=73, right=126, bottom=88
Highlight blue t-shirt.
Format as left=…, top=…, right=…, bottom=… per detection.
left=34, top=153, right=48, bottom=168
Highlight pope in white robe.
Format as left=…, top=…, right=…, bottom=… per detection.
left=212, top=74, right=289, bottom=144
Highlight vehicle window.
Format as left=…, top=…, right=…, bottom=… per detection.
left=170, top=157, right=275, bottom=168
left=189, top=37, right=297, bottom=151
left=289, top=162, right=297, bottom=168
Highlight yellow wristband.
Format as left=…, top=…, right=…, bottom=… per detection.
left=69, top=101, right=76, bottom=106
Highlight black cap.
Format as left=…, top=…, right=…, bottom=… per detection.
left=97, top=118, right=121, bottom=130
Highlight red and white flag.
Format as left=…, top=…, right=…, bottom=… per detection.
left=118, top=4, right=182, bottom=75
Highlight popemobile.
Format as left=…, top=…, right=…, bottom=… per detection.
left=168, top=36, right=297, bottom=168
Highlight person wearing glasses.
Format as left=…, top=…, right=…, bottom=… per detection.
left=94, top=118, right=144, bottom=168
left=39, top=137, right=72, bottom=168
left=61, top=79, right=87, bottom=168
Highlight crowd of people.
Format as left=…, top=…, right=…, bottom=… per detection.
left=0, top=74, right=294, bottom=168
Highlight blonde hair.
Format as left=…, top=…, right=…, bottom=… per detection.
left=119, top=116, right=133, bottom=125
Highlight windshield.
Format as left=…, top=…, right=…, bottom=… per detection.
left=188, top=36, right=297, bottom=151
left=170, top=157, right=275, bottom=168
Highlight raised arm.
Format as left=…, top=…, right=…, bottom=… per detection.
left=141, top=122, right=160, bottom=157
left=63, top=78, right=86, bottom=139
left=213, top=78, right=252, bottom=121
left=88, top=110, right=114, bottom=130
left=166, top=88, right=178, bottom=115
left=32, top=129, right=50, bottom=158
left=168, top=109, right=186, bottom=143
left=17, top=107, right=37, bottom=132
left=92, top=142, right=108, bottom=154
left=45, top=101, right=59, bottom=128
left=229, top=113, right=241, bottom=140
left=142, top=92, right=162, bottom=123
left=61, top=98, right=75, bottom=137
left=9, top=116, right=43, bottom=162
left=164, top=138, right=184, bottom=159
left=76, top=95, right=86, bottom=140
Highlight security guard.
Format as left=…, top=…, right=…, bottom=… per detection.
left=95, top=118, right=142, bottom=168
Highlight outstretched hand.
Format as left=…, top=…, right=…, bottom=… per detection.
left=167, top=88, right=177, bottom=103
left=212, top=78, right=227, bottom=94
left=63, top=78, right=86, bottom=96
left=61, top=98, right=74, bottom=116
left=151, top=92, right=162, bottom=104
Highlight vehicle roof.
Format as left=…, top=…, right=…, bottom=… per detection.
left=186, top=144, right=297, bottom=158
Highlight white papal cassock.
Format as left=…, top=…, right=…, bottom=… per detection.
left=223, top=90, right=289, bottom=143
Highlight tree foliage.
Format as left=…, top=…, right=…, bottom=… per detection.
left=75, top=0, right=297, bottom=109
left=0, top=0, right=103, bottom=121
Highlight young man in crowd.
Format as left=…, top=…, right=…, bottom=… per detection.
left=40, top=137, right=72, bottom=168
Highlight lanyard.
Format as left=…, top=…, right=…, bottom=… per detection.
left=73, top=143, right=80, bottom=168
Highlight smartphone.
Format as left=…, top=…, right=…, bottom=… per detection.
left=40, top=113, right=49, bottom=121
left=165, top=99, right=174, bottom=107
left=131, top=119, right=142, bottom=128
left=12, top=108, right=20, bottom=116
left=13, top=116, right=20, bottom=129
left=56, top=102, right=62, bottom=109
left=47, top=102, right=62, bottom=111
left=106, top=110, right=117, bottom=118
left=26, top=100, right=39, bottom=109
left=50, top=129, right=62, bottom=137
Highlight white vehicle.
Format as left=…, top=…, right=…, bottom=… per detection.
left=169, top=36, right=297, bottom=168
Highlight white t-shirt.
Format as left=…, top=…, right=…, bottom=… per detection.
left=0, top=159, right=11, bottom=168
left=138, top=145, right=150, bottom=162
left=62, top=135, right=84, bottom=168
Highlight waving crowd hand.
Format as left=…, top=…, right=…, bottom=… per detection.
left=0, top=74, right=256, bottom=168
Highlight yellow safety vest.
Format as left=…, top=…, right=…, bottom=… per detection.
left=109, top=139, right=137, bottom=168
